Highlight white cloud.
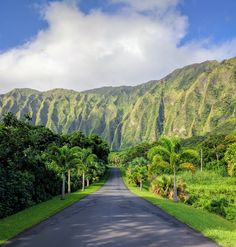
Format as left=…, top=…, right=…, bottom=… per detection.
left=0, top=0, right=236, bottom=93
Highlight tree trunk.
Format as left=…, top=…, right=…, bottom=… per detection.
left=61, top=173, right=65, bottom=200
left=68, top=169, right=71, bottom=193
left=216, top=152, right=219, bottom=162
left=200, top=149, right=203, bottom=172
left=140, top=181, right=142, bottom=191
left=86, top=179, right=90, bottom=187
left=214, top=145, right=219, bottom=162
left=173, top=164, right=178, bottom=202
left=82, top=172, right=85, bottom=191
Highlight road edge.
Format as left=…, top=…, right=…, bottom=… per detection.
left=0, top=169, right=111, bottom=246
left=120, top=168, right=236, bottom=247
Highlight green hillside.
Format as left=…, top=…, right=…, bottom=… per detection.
left=0, top=57, right=236, bottom=149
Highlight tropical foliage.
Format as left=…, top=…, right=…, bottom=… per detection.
left=150, top=175, right=188, bottom=201
left=225, top=142, right=236, bottom=177
left=0, top=112, right=109, bottom=218
left=121, top=134, right=236, bottom=222
left=147, top=137, right=198, bottom=201
left=126, top=157, right=148, bottom=190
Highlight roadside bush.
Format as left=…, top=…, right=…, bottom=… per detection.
left=150, top=175, right=188, bottom=201
left=225, top=206, right=236, bottom=223
left=205, top=198, right=229, bottom=217
left=185, top=194, right=200, bottom=205
left=191, top=197, right=209, bottom=209
left=0, top=170, right=34, bottom=218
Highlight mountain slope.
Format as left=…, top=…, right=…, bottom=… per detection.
left=0, top=57, right=236, bottom=149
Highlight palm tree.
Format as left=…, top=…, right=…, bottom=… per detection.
left=148, top=137, right=199, bottom=202
left=67, top=147, right=82, bottom=193
left=135, top=166, right=147, bottom=191
left=73, top=148, right=97, bottom=191
left=47, top=145, right=78, bottom=199
left=129, top=157, right=148, bottom=191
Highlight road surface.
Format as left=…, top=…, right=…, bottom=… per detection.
left=4, top=168, right=218, bottom=247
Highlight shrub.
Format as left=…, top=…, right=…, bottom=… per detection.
left=225, top=206, right=236, bottom=223
left=225, top=142, right=236, bottom=177
left=185, top=194, right=200, bottom=205
left=150, top=175, right=188, bottom=201
left=192, top=198, right=209, bottom=209
left=205, top=198, right=229, bottom=217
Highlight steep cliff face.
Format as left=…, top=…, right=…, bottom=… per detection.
left=0, top=57, right=236, bottom=149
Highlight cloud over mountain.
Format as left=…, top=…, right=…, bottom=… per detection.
left=0, top=0, right=236, bottom=93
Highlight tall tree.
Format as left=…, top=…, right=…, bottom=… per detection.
left=126, top=157, right=148, bottom=190
left=148, top=137, right=199, bottom=202
left=74, top=148, right=97, bottom=191
left=47, top=146, right=78, bottom=199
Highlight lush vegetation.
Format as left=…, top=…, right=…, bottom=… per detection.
left=118, top=133, right=236, bottom=246
left=182, top=171, right=236, bottom=223
left=0, top=57, right=236, bottom=245
left=0, top=112, right=110, bottom=219
left=0, top=170, right=110, bottom=245
left=122, top=171, right=236, bottom=247
left=112, top=133, right=236, bottom=226
left=0, top=58, right=236, bottom=149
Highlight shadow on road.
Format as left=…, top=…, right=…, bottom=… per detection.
left=4, top=168, right=219, bottom=247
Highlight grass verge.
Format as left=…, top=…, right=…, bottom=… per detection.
left=121, top=169, right=236, bottom=247
left=0, top=170, right=110, bottom=245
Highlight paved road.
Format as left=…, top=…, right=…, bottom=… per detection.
left=4, top=168, right=219, bottom=247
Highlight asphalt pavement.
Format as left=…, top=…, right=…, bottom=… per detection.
left=4, top=168, right=219, bottom=247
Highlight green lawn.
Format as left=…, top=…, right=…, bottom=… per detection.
left=121, top=169, right=236, bottom=247
left=0, top=170, right=110, bottom=245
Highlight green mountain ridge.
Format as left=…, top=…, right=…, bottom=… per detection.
left=1, top=57, right=236, bottom=149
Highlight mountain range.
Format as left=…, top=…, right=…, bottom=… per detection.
left=0, top=57, right=236, bottom=149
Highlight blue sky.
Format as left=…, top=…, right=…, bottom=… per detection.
left=180, top=0, right=236, bottom=45
left=0, top=0, right=235, bottom=51
left=0, top=0, right=236, bottom=93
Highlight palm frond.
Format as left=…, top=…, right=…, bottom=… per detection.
left=152, top=154, right=165, bottom=163
left=158, top=136, right=173, bottom=152
left=153, top=145, right=171, bottom=157
left=181, top=149, right=199, bottom=159
left=157, top=160, right=171, bottom=168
